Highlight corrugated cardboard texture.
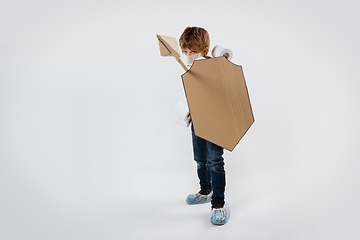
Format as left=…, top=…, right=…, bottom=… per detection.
left=182, top=57, right=254, bottom=151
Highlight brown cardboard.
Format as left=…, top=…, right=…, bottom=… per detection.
left=157, top=34, right=188, bottom=71
left=157, top=35, right=181, bottom=57
left=182, top=57, right=254, bottom=151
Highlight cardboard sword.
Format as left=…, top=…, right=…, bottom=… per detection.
left=157, top=34, right=188, bottom=71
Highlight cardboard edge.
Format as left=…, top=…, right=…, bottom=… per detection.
left=157, top=35, right=173, bottom=56
left=227, top=120, right=255, bottom=152
left=182, top=57, right=239, bottom=75
left=237, top=62, right=256, bottom=124
left=181, top=57, right=255, bottom=152
left=157, top=34, right=181, bottom=57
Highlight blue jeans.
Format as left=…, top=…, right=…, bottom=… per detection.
left=191, top=125, right=225, bottom=205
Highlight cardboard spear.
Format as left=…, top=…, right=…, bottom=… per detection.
left=157, top=34, right=188, bottom=71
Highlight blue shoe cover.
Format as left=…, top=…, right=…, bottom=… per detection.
left=186, top=191, right=212, bottom=205
left=210, top=203, right=231, bottom=225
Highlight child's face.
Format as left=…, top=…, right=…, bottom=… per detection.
left=182, top=47, right=207, bottom=57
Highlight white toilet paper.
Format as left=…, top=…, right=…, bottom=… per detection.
left=212, top=45, right=233, bottom=61
left=174, top=115, right=191, bottom=127
left=174, top=101, right=189, bottom=121
left=174, top=89, right=191, bottom=127
left=178, top=90, right=188, bottom=107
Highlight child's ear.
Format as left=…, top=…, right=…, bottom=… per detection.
left=204, top=47, right=209, bottom=56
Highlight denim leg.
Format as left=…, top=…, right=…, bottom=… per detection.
left=206, top=141, right=225, bottom=205
left=191, top=125, right=212, bottom=194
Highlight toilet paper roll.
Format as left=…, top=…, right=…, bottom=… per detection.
left=173, top=100, right=191, bottom=127
left=174, top=115, right=191, bottom=127
left=178, top=90, right=188, bottom=107
left=212, top=45, right=233, bottom=61
left=173, top=101, right=190, bottom=121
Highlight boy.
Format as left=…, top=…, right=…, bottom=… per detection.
left=179, top=26, right=231, bottom=225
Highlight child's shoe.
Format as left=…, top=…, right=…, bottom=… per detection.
left=210, top=203, right=231, bottom=225
left=186, top=190, right=212, bottom=205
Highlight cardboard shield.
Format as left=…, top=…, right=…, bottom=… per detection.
left=182, top=57, right=254, bottom=151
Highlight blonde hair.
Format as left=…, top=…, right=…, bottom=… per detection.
left=179, top=26, right=210, bottom=56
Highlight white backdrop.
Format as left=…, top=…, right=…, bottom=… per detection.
left=1, top=1, right=359, bottom=239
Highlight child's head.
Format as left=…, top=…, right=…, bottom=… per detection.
left=179, top=26, right=210, bottom=57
